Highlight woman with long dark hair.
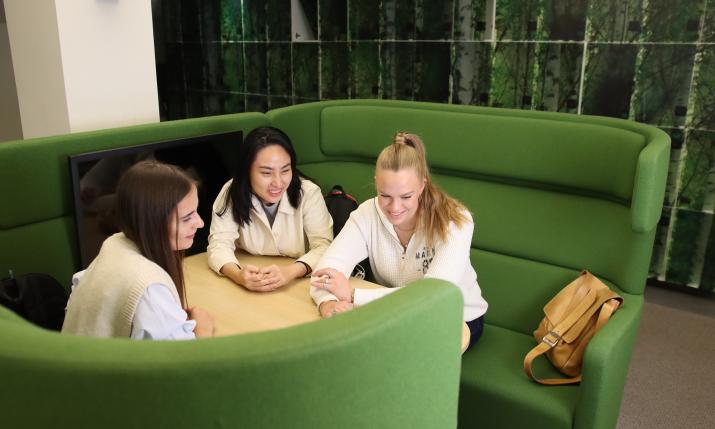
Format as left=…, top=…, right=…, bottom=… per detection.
left=63, top=161, right=214, bottom=339
left=310, top=132, right=488, bottom=350
left=208, top=127, right=333, bottom=291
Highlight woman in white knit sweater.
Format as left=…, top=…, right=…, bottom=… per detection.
left=310, top=132, right=488, bottom=349
left=62, top=161, right=214, bottom=339
left=208, top=127, right=333, bottom=292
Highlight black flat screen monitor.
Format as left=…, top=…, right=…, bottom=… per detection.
left=69, top=130, right=242, bottom=269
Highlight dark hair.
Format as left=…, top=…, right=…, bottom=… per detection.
left=116, top=160, right=195, bottom=307
left=217, top=126, right=303, bottom=226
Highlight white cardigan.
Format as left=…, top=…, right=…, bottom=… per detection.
left=312, top=198, right=488, bottom=322
left=207, top=178, right=333, bottom=273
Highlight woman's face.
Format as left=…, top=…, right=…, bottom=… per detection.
left=250, top=144, right=293, bottom=205
left=169, top=185, right=204, bottom=251
left=375, top=168, right=425, bottom=229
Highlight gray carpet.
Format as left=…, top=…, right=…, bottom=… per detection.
left=617, top=286, right=715, bottom=429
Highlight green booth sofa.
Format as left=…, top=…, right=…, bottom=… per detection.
left=0, top=279, right=464, bottom=428
left=0, top=99, right=669, bottom=429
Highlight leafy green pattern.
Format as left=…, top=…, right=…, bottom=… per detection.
left=153, top=0, right=715, bottom=291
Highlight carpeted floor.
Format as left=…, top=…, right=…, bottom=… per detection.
left=617, top=285, right=715, bottom=429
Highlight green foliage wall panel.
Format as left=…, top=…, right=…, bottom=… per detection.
left=152, top=0, right=715, bottom=292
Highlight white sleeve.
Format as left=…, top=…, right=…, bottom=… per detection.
left=207, top=181, right=241, bottom=275
left=297, top=183, right=334, bottom=270
left=130, top=284, right=196, bottom=340
left=352, top=287, right=401, bottom=306
left=311, top=211, right=370, bottom=306
left=424, top=215, right=474, bottom=287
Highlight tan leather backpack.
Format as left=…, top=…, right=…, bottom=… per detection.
left=523, top=271, right=622, bottom=385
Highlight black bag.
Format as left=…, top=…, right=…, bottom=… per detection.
left=0, top=272, right=68, bottom=330
left=324, top=185, right=372, bottom=281
left=324, top=185, right=358, bottom=236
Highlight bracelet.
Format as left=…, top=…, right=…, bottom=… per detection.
left=296, top=261, right=312, bottom=277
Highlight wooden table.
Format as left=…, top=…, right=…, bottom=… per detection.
left=184, top=251, right=470, bottom=352
left=183, top=251, right=377, bottom=335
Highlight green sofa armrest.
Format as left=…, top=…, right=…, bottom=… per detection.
left=0, top=279, right=464, bottom=429
left=631, top=129, right=670, bottom=233
left=575, top=293, right=644, bottom=429
left=0, top=304, right=29, bottom=325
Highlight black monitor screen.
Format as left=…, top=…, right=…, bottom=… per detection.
left=69, top=130, right=242, bottom=269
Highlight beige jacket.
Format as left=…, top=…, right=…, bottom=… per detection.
left=207, top=178, right=333, bottom=274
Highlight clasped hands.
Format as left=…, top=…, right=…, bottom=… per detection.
left=310, top=268, right=354, bottom=318
left=237, top=263, right=292, bottom=292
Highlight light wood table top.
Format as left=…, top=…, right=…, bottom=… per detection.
left=184, top=251, right=470, bottom=352
left=183, top=251, right=378, bottom=336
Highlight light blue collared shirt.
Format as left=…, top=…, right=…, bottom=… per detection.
left=130, top=284, right=196, bottom=340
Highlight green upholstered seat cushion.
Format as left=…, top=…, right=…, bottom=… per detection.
left=319, top=106, right=645, bottom=202
left=459, top=324, right=579, bottom=429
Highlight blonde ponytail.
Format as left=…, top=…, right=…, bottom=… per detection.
left=377, top=132, right=469, bottom=246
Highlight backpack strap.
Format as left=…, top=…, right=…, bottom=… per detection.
left=523, top=298, right=620, bottom=385
left=328, top=185, right=356, bottom=202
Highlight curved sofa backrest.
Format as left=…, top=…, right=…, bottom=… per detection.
left=269, top=99, right=669, bottom=334
left=0, top=99, right=669, bottom=337
left=0, top=279, right=463, bottom=429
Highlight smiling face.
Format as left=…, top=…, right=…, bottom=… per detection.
left=375, top=168, right=426, bottom=229
left=249, top=144, right=293, bottom=205
left=168, top=184, right=204, bottom=251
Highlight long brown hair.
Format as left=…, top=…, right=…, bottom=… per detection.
left=116, top=161, right=194, bottom=307
left=376, top=132, right=468, bottom=246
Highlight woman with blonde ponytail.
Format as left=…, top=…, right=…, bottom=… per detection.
left=310, top=132, right=488, bottom=350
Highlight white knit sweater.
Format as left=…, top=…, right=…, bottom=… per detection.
left=62, top=233, right=181, bottom=337
left=312, top=198, right=488, bottom=321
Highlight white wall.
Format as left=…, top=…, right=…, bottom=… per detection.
left=0, top=1, right=22, bottom=142
left=4, top=0, right=69, bottom=139
left=4, top=0, right=159, bottom=139
left=55, top=0, right=159, bottom=133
